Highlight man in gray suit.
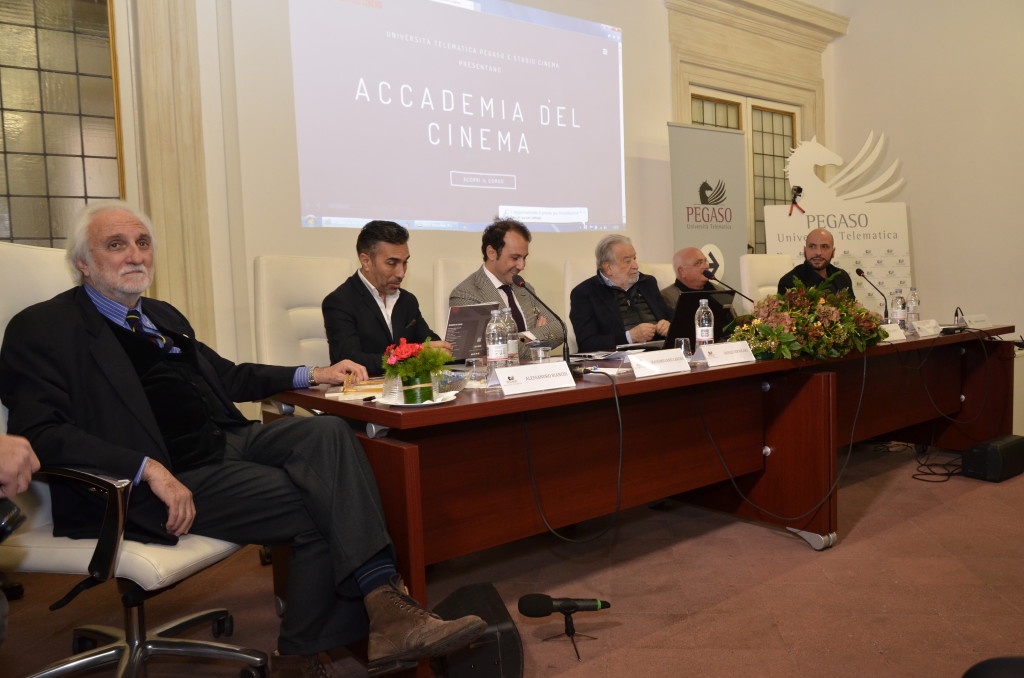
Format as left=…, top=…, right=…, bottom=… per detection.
left=448, top=218, right=564, bottom=358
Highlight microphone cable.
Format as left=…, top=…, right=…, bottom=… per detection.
left=521, top=369, right=625, bottom=543
left=692, top=348, right=871, bottom=523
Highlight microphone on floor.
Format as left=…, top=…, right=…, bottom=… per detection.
left=517, top=593, right=611, bottom=617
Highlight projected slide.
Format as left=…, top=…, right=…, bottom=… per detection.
left=289, top=0, right=624, bottom=232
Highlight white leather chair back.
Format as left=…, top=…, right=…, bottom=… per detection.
left=640, top=263, right=675, bottom=294
left=0, top=243, right=73, bottom=533
left=738, top=253, right=792, bottom=315
left=563, top=258, right=597, bottom=354
left=253, top=255, right=352, bottom=367
left=433, top=259, right=482, bottom=338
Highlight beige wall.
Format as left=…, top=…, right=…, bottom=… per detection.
left=826, top=0, right=1024, bottom=431
left=199, top=0, right=673, bottom=365
left=132, top=0, right=1021, bottom=431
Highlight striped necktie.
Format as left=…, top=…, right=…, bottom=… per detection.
left=126, top=309, right=171, bottom=350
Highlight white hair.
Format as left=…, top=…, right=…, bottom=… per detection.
left=65, top=201, right=157, bottom=285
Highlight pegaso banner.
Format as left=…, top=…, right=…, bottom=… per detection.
left=764, top=134, right=911, bottom=318
left=668, top=124, right=748, bottom=286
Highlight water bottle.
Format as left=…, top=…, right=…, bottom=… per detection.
left=695, top=298, right=714, bottom=347
left=890, top=288, right=907, bottom=330
left=907, top=287, right=921, bottom=327
left=500, top=307, right=519, bottom=366
left=485, top=309, right=509, bottom=381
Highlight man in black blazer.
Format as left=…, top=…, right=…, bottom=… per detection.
left=0, top=203, right=483, bottom=677
left=569, top=234, right=671, bottom=352
left=323, top=220, right=450, bottom=375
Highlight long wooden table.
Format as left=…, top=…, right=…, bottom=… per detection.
left=269, top=326, right=1015, bottom=604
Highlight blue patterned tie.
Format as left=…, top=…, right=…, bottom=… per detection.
left=126, top=309, right=171, bottom=350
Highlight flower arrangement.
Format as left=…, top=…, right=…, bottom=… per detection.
left=727, top=275, right=888, bottom=360
left=381, top=338, right=453, bottom=379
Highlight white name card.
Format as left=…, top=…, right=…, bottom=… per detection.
left=496, top=361, right=576, bottom=396
left=628, top=348, right=691, bottom=378
left=964, top=313, right=992, bottom=328
left=880, top=323, right=907, bottom=342
left=912, top=318, right=941, bottom=337
left=702, top=341, right=756, bottom=367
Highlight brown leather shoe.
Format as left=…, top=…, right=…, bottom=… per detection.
left=364, top=582, right=486, bottom=675
left=270, top=651, right=332, bottom=678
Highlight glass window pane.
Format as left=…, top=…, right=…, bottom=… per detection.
left=47, top=155, right=85, bottom=195
left=0, top=155, right=6, bottom=190
left=76, top=33, right=110, bottom=76
left=0, top=197, right=9, bottom=237
left=703, top=99, right=714, bottom=123
left=36, top=0, right=73, bottom=30
left=85, top=156, right=118, bottom=197
left=728, top=105, right=739, bottom=129
left=753, top=177, right=764, bottom=199
left=41, top=71, right=79, bottom=113
left=50, top=196, right=85, bottom=237
left=0, top=24, right=38, bottom=68
left=752, top=108, right=762, bottom=132
left=82, top=115, right=115, bottom=156
left=775, top=178, right=787, bottom=201
left=7, top=154, right=46, bottom=194
left=774, top=156, right=785, bottom=177
left=44, top=112, right=82, bottom=154
left=773, top=134, right=785, bottom=156
left=10, top=196, right=51, bottom=237
left=79, top=75, right=113, bottom=116
left=752, top=131, right=762, bottom=154
left=38, top=28, right=77, bottom=72
left=74, top=0, right=109, bottom=36
left=4, top=110, right=44, bottom=152
left=1, top=66, right=41, bottom=110
left=0, top=0, right=36, bottom=25
left=690, top=98, right=702, bottom=124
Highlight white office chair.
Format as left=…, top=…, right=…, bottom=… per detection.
left=640, top=262, right=675, bottom=293
left=432, top=258, right=483, bottom=338
left=253, top=254, right=352, bottom=368
left=562, top=258, right=596, bottom=354
left=738, top=253, right=793, bottom=315
left=0, top=241, right=267, bottom=678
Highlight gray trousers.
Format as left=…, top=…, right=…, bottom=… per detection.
left=179, top=415, right=391, bottom=655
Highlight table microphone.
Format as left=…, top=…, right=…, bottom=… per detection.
left=517, top=593, right=611, bottom=617
left=701, top=270, right=754, bottom=304
left=855, top=268, right=888, bottom=322
left=511, top=274, right=571, bottom=367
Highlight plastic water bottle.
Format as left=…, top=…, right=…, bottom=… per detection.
left=695, top=298, right=714, bottom=347
left=907, top=287, right=921, bottom=327
left=485, top=309, right=509, bottom=381
left=890, top=288, right=907, bottom=330
left=500, top=307, right=519, bottom=366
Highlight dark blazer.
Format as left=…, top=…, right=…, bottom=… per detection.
left=322, top=272, right=441, bottom=375
left=778, top=262, right=856, bottom=299
left=569, top=272, right=671, bottom=352
left=0, top=286, right=297, bottom=543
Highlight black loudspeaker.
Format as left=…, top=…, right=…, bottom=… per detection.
left=962, top=435, right=1024, bottom=482
left=432, top=583, right=523, bottom=678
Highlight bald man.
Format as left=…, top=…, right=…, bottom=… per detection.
left=661, top=247, right=716, bottom=311
left=777, top=228, right=855, bottom=298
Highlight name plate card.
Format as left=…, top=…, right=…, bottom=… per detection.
left=912, top=319, right=941, bottom=337
left=880, top=323, right=907, bottom=342
left=701, top=341, right=756, bottom=367
left=496, top=361, right=576, bottom=396
left=627, top=348, right=691, bottom=378
left=964, top=313, right=992, bottom=328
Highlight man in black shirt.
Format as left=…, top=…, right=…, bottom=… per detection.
left=777, top=228, right=855, bottom=298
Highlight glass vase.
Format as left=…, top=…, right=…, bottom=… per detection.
left=400, top=372, right=433, bottom=404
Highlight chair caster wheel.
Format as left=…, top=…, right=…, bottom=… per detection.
left=212, top=613, right=234, bottom=638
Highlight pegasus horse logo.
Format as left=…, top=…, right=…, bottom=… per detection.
left=699, top=180, right=726, bottom=205
left=786, top=134, right=905, bottom=212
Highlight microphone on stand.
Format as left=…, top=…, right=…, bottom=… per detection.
left=517, top=594, right=611, bottom=617
left=511, top=274, right=571, bottom=367
left=701, top=269, right=754, bottom=304
left=855, top=268, right=888, bottom=322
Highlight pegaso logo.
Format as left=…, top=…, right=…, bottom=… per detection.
left=699, top=179, right=726, bottom=205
